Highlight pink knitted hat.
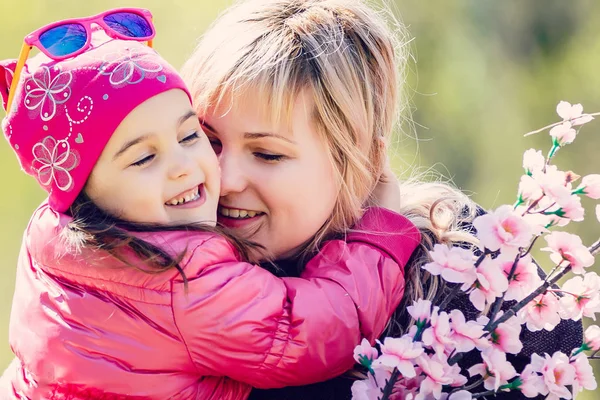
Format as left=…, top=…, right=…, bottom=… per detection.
left=0, top=32, right=191, bottom=212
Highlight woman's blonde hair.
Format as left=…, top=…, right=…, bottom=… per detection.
left=181, top=0, right=478, bottom=335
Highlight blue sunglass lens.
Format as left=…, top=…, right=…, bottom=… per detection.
left=103, top=12, right=153, bottom=38
left=39, top=23, right=87, bottom=57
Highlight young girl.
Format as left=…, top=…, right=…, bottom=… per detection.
left=180, top=0, right=584, bottom=398
left=0, top=11, right=421, bottom=400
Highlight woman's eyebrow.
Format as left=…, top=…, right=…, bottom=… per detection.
left=244, top=132, right=296, bottom=145
left=200, top=120, right=297, bottom=144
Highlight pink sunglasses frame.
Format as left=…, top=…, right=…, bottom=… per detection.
left=24, top=7, right=155, bottom=61
left=6, top=8, right=155, bottom=112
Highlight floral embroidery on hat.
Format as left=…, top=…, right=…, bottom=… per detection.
left=99, top=47, right=163, bottom=86
left=32, top=136, right=79, bottom=191
left=24, top=66, right=73, bottom=122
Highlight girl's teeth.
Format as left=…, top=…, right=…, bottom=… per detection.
left=166, top=187, right=200, bottom=206
left=239, top=210, right=248, bottom=218
left=247, top=211, right=256, bottom=217
left=221, top=208, right=230, bottom=217
left=230, top=209, right=240, bottom=218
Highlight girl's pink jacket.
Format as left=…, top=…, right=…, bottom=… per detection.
left=1, top=203, right=420, bottom=400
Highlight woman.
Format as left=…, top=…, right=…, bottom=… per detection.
left=180, top=0, right=583, bottom=398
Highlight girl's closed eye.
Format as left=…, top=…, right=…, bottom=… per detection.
left=130, top=154, right=155, bottom=167
left=180, top=131, right=200, bottom=144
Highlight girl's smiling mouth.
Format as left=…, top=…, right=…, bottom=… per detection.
left=165, top=185, right=206, bottom=208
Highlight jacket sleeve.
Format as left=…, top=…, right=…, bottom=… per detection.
left=171, top=207, right=420, bottom=389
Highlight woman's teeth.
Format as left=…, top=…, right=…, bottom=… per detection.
left=166, top=187, right=200, bottom=206
left=219, top=207, right=260, bottom=219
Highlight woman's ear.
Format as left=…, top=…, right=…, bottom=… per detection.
left=0, top=59, right=18, bottom=111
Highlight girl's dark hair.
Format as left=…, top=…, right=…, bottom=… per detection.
left=64, top=192, right=260, bottom=284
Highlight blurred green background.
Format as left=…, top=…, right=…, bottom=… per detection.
left=0, top=0, right=599, bottom=396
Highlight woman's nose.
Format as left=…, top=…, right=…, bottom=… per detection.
left=218, top=150, right=248, bottom=196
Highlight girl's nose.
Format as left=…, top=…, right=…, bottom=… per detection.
left=168, top=149, right=196, bottom=181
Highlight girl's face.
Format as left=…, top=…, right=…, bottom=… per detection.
left=203, top=90, right=340, bottom=259
left=86, top=89, right=220, bottom=226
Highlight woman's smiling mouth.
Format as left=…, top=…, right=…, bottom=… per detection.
left=218, top=206, right=265, bottom=228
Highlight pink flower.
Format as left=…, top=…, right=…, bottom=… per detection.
left=521, top=292, right=561, bottom=332
left=473, top=205, right=533, bottom=257
left=394, top=375, right=422, bottom=400
left=407, top=299, right=432, bottom=326
left=571, top=353, right=597, bottom=395
left=584, top=325, right=600, bottom=352
left=422, top=308, right=455, bottom=356
left=519, top=175, right=543, bottom=202
left=576, top=174, right=600, bottom=200
left=449, top=310, right=488, bottom=353
left=375, top=336, right=423, bottom=378
left=351, top=365, right=391, bottom=400
left=489, top=315, right=523, bottom=355
left=522, top=149, right=545, bottom=175
left=423, top=244, right=476, bottom=285
left=354, top=338, right=379, bottom=366
left=549, top=121, right=576, bottom=146
left=541, top=231, right=594, bottom=274
left=464, top=257, right=509, bottom=312
left=532, top=165, right=572, bottom=202
left=518, top=364, right=546, bottom=398
left=554, top=194, right=585, bottom=222
left=556, top=101, right=594, bottom=126
left=521, top=210, right=553, bottom=234
left=558, top=273, right=600, bottom=321
left=440, top=392, right=472, bottom=400
left=468, top=348, right=517, bottom=391
left=416, top=354, right=466, bottom=399
left=501, top=255, right=543, bottom=302
left=530, top=352, right=575, bottom=400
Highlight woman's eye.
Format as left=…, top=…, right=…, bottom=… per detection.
left=131, top=154, right=155, bottom=167
left=254, top=152, right=286, bottom=162
left=180, top=131, right=200, bottom=143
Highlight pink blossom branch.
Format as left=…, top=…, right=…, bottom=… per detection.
left=486, top=264, right=572, bottom=332
left=487, top=236, right=598, bottom=332
left=485, top=254, right=521, bottom=331
left=591, top=238, right=600, bottom=257
left=523, top=112, right=600, bottom=137
left=379, top=368, right=400, bottom=400
left=471, top=389, right=504, bottom=399
left=451, top=377, right=485, bottom=394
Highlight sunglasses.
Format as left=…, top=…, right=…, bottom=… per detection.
left=7, top=8, right=156, bottom=111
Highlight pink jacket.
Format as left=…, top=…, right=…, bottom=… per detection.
left=1, top=203, right=420, bottom=400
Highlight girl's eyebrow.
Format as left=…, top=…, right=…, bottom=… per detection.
left=113, top=134, right=152, bottom=161
left=113, top=111, right=198, bottom=161
left=178, top=110, right=197, bottom=126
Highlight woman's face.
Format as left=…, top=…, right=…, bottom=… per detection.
left=86, top=90, right=221, bottom=226
left=203, top=90, right=340, bottom=259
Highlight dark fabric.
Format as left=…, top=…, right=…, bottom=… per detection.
left=249, top=208, right=584, bottom=400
